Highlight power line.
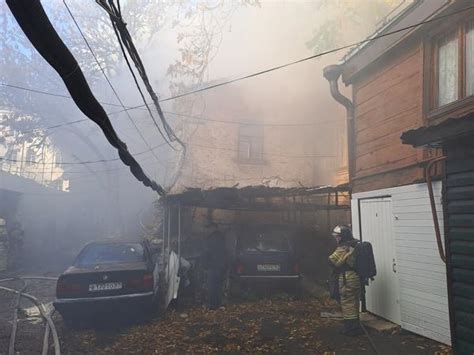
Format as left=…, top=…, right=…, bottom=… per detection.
left=0, top=82, right=125, bottom=108
left=3, top=3, right=469, bottom=169
left=188, top=143, right=336, bottom=159
left=6, top=0, right=165, bottom=195
left=98, top=0, right=177, bottom=149
left=4, top=154, right=160, bottom=174
left=1, top=137, right=333, bottom=167
left=1, top=83, right=339, bottom=130
left=4, top=4, right=472, bottom=123
left=163, top=111, right=337, bottom=127
left=63, top=0, right=165, bottom=164
left=0, top=141, right=167, bottom=166
left=107, top=4, right=474, bottom=112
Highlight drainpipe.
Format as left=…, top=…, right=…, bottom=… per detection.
left=323, top=65, right=355, bottom=185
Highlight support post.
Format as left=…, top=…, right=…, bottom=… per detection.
left=161, top=206, right=166, bottom=268
left=178, top=205, right=181, bottom=260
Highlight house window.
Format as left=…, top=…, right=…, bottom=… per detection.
left=431, top=19, right=474, bottom=110
left=437, top=31, right=459, bottom=107
left=466, top=20, right=474, bottom=96
left=238, top=124, right=263, bottom=163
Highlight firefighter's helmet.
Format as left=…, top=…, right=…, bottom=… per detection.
left=332, top=225, right=353, bottom=241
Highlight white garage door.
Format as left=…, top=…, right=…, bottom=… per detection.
left=352, top=183, right=451, bottom=345
left=359, top=197, right=401, bottom=324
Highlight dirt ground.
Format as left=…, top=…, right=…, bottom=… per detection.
left=0, top=275, right=453, bottom=355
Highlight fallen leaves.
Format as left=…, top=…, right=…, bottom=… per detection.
left=57, top=297, right=454, bottom=354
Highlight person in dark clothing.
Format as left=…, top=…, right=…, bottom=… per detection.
left=204, top=224, right=228, bottom=309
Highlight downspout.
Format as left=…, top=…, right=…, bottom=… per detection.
left=323, top=65, right=355, bottom=185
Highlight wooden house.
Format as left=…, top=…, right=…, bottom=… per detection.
left=325, top=0, right=474, bottom=349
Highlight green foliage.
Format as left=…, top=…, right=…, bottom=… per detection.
left=307, top=0, right=404, bottom=54
left=0, top=0, right=257, bottom=155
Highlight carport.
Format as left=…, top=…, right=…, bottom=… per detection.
left=157, top=184, right=351, bottom=295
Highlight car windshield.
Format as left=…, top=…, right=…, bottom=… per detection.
left=75, top=243, right=145, bottom=266
left=239, top=231, right=290, bottom=252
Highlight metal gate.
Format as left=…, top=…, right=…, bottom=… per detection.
left=359, top=197, right=401, bottom=324
left=445, top=140, right=474, bottom=354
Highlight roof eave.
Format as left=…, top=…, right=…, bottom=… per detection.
left=340, top=0, right=452, bottom=85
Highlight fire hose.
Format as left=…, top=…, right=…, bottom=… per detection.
left=8, top=279, right=26, bottom=355
left=0, top=277, right=60, bottom=355
left=0, top=285, right=61, bottom=355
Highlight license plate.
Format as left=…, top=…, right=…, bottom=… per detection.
left=257, top=264, right=280, bottom=272
left=88, top=282, right=122, bottom=292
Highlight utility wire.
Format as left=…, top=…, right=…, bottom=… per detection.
left=4, top=4, right=472, bottom=119
left=189, top=142, right=336, bottom=159
left=4, top=3, right=470, bottom=172
left=163, top=111, right=337, bottom=127
left=7, top=4, right=472, bottom=132
left=106, top=3, right=474, bottom=113
left=0, top=141, right=167, bottom=166
left=0, top=136, right=334, bottom=166
left=0, top=82, right=125, bottom=108
left=63, top=0, right=164, bottom=163
left=1, top=82, right=340, bottom=131
left=97, top=0, right=181, bottom=147
left=7, top=151, right=163, bottom=175
left=103, top=0, right=174, bottom=149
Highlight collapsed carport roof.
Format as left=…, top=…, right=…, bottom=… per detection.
left=163, top=184, right=350, bottom=211
left=401, top=111, right=474, bottom=147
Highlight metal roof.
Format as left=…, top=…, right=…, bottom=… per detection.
left=401, top=112, right=474, bottom=147
left=163, top=184, right=350, bottom=211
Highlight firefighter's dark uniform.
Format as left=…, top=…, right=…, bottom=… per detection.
left=329, top=244, right=360, bottom=321
left=329, top=231, right=363, bottom=336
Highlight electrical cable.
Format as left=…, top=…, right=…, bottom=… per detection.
left=189, top=142, right=336, bottom=159
left=1, top=85, right=339, bottom=134
left=0, top=141, right=168, bottom=165
left=6, top=0, right=165, bottom=194
left=1, top=139, right=334, bottom=166
left=4, top=4, right=472, bottom=121
left=8, top=3, right=471, bottom=134
left=104, top=1, right=175, bottom=149
left=98, top=0, right=180, bottom=145
left=162, top=111, right=336, bottom=127
left=63, top=0, right=165, bottom=162
left=0, top=82, right=125, bottom=108
left=4, top=2, right=470, bottom=189
left=105, top=4, right=474, bottom=112
left=99, top=0, right=187, bottom=193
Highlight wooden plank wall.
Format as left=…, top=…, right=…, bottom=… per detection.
left=352, top=42, right=426, bottom=193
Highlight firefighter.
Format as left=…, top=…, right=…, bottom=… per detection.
left=204, top=223, right=228, bottom=310
left=329, top=225, right=363, bottom=336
